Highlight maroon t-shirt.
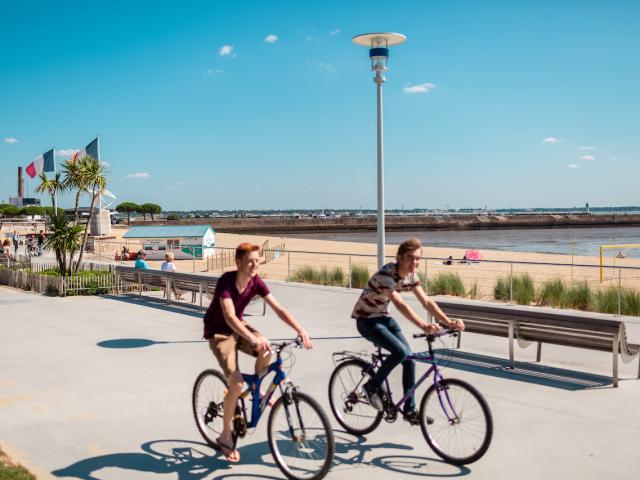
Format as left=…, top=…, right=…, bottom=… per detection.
left=203, top=271, right=270, bottom=338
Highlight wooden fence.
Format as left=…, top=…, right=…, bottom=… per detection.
left=0, top=268, right=119, bottom=296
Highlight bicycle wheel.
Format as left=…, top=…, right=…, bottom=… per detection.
left=268, top=391, right=334, bottom=480
left=328, top=358, right=383, bottom=435
left=192, top=369, right=228, bottom=447
left=419, top=378, right=493, bottom=465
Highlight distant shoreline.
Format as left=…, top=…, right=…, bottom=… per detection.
left=131, top=213, right=640, bottom=234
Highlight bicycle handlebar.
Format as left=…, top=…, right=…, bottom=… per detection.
left=270, top=337, right=303, bottom=353
left=413, top=328, right=459, bottom=340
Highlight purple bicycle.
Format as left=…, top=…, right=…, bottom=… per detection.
left=328, top=329, right=493, bottom=465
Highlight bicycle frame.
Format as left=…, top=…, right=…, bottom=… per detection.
left=238, top=354, right=287, bottom=429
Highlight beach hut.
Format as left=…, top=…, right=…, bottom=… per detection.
left=122, top=225, right=215, bottom=260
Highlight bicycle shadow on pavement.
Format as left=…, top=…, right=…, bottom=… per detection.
left=432, top=348, right=612, bottom=390
left=51, top=439, right=282, bottom=480
left=332, top=431, right=471, bottom=477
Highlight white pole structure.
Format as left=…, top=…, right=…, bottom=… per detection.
left=353, top=33, right=406, bottom=268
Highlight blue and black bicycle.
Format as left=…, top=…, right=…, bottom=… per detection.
left=328, top=329, right=493, bottom=465
left=192, top=338, right=334, bottom=480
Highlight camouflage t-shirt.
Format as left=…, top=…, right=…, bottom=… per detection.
left=351, top=262, right=421, bottom=319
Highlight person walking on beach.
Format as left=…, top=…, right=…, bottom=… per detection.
left=352, top=238, right=464, bottom=425
left=12, top=230, right=19, bottom=257
left=203, top=242, right=313, bottom=463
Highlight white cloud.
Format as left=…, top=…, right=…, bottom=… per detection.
left=316, top=62, right=336, bottom=75
left=100, top=161, right=111, bottom=168
left=542, top=137, right=561, bottom=144
left=330, top=29, right=341, bottom=35
left=4, top=137, right=18, bottom=144
left=219, top=45, right=234, bottom=57
left=579, top=145, right=595, bottom=150
left=403, top=83, right=436, bottom=94
left=125, top=172, right=150, bottom=179
left=305, top=35, right=313, bottom=41
left=580, top=155, right=595, bottom=161
left=567, top=164, right=580, bottom=169
left=265, top=34, right=278, bottom=43
left=203, top=68, right=223, bottom=77
left=55, top=148, right=79, bottom=157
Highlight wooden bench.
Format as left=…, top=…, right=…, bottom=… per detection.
left=429, top=297, right=640, bottom=387
left=114, top=266, right=266, bottom=315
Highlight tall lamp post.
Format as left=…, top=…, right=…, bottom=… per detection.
left=353, top=32, right=406, bottom=268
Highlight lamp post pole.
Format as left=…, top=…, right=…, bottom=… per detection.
left=353, top=33, right=406, bottom=269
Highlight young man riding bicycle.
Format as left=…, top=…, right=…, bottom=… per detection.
left=352, top=238, right=465, bottom=424
left=203, top=242, right=313, bottom=463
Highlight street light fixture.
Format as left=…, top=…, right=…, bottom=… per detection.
left=353, top=32, right=406, bottom=268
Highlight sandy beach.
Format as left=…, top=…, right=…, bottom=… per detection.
left=78, top=226, right=640, bottom=300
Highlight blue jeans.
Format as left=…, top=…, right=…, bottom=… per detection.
left=356, top=316, right=416, bottom=413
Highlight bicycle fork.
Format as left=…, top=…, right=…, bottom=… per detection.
left=434, top=373, right=460, bottom=425
left=281, top=381, right=307, bottom=442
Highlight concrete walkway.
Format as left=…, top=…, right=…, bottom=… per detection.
left=1, top=282, right=639, bottom=480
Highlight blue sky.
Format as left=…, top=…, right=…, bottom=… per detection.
left=1, top=0, right=638, bottom=210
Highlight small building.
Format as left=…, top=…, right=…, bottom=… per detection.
left=122, top=225, right=215, bottom=260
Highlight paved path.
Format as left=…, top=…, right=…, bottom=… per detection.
left=1, top=282, right=639, bottom=479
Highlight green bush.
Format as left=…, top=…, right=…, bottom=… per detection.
left=45, top=284, right=59, bottom=296
left=22, top=283, right=31, bottom=291
left=564, top=282, right=591, bottom=310
left=591, top=286, right=618, bottom=314
left=622, top=289, right=640, bottom=316
left=350, top=264, right=370, bottom=289
left=494, top=276, right=510, bottom=301
left=428, top=272, right=465, bottom=297
left=291, top=265, right=345, bottom=287
left=538, top=278, right=566, bottom=307
left=467, top=281, right=480, bottom=299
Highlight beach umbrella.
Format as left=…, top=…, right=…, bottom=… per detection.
left=464, top=249, right=483, bottom=261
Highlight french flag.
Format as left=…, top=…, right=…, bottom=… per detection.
left=26, top=149, right=55, bottom=178
left=71, top=137, right=100, bottom=161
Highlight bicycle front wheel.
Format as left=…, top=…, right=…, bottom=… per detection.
left=268, top=391, right=334, bottom=480
left=328, top=358, right=383, bottom=435
left=192, top=369, right=228, bottom=447
left=419, top=378, right=493, bottom=465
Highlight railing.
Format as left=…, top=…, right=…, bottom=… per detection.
left=0, top=268, right=119, bottom=296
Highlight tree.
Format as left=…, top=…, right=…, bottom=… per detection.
left=116, top=202, right=140, bottom=225
left=75, top=156, right=107, bottom=273
left=20, top=206, right=46, bottom=216
left=62, top=157, right=90, bottom=222
left=141, top=203, right=162, bottom=221
left=35, top=172, right=65, bottom=212
left=44, top=214, right=84, bottom=276
left=0, top=204, right=21, bottom=217
left=167, top=213, right=181, bottom=221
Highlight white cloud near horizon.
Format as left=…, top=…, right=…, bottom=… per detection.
left=330, top=29, right=341, bottom=35
left=203, top=68, right=223, bottom=77
left=219, top=45, right=234, bottom=56
left=265, top=34, right=278, bottom=43
left=579, top=145, right=595, bottom=150
left=580, top=155, right=595, bottom=161
left=403, top=83, right=436, bottom=94
left=567, top=164, right=580, bottom=169
left=4, top=137, right=18, bottom=144
left=542, top=136, right=561, bottom=144
left=55, top=148, right=79, bottom=157
left=125, top=172, right=150, bottom=179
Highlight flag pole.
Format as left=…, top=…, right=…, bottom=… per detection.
left=97, top=135, right=102, bottom=236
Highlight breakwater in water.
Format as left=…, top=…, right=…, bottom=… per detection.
left=133, top=213, right=640, bottom=235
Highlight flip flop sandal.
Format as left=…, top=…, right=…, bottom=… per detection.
left=216, top=436, right=240, bottom=463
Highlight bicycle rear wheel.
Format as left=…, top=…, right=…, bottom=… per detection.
left=328, top=358, right=382, bottom=435
left=268, top=390, right=334, bottom=480
left=192, top=369, right=228, bottom=447
left=419, top=378, right=493, bottom=465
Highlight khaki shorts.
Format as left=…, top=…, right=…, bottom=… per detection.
left=209, top=333, right=258, bottom=378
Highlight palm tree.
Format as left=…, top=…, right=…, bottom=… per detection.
left=35, top=172, right=64, bottom=213
left=75, top=156, right=107, bottom=272
left=62, top=158, right=89, bottom=223
left=44, top=214, right=84, bottom=276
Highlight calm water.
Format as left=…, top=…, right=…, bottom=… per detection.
left=288, top=227, right=640, bottom=258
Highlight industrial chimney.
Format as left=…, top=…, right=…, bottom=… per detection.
left=18, top=166, right=24, bottom=198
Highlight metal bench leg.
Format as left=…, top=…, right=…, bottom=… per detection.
left=166, top=279, right=171, bottom=306
left=536, top=342, right=542, bottom=362
left=508, top=320, right=515, bottom=368
left=199, top=284, right=203, bottom=311
left=138, top=272, right=142, bottom=301
left=613, top=332, right=619, bottom=388
left=457, top=331, right=462, bottom=349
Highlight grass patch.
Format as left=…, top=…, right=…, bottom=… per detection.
left=494, top=276, right=510, bottom=301
left=36, top=268, right=111, bottom=277
left=291, top=265, right=345, bottom=287
left=350, top=264, right=370, bottom=289
left=538, top=278, right=566, bottom=308
left=494, top=273, right=535, bottom=304
left=467, top=280, right=480, bottom=299
left=427, top=272, right=465, bottom=297
left=0, top=447, right=35, bottom=480
left=564, top=282, right=591, bottom=311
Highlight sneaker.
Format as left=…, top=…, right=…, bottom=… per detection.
left=363, top=383, right=384, bottom=411
left=403, top=410, right=434, bottom=426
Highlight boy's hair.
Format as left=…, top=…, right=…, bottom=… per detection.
left=235, top=242, right=260, bottom=260
left=397, top=238, right=422, bottom=257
